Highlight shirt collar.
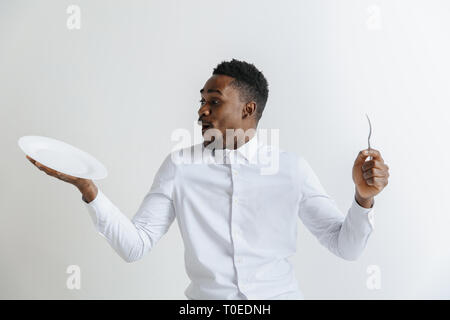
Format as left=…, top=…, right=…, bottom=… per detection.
left=222, top=133, right=260, bottom=162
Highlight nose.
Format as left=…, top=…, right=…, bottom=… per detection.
left=197, top=103, right=211, bottom=119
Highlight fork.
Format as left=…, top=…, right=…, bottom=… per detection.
left=366, top=114, right=372, bottom=161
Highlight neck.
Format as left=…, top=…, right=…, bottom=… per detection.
left=233, top=130, right=255, bottom=149
left=203, top=127, right=257, bottom=150
left=225, top=127, right=256, bottom=150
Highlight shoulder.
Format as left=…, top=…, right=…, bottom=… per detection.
left=266, top=144, right=307, bottom=167
left=256, top=142, right=293, bottom=160
left=164, top=142, right=206, bottom=168
left=254, top=142, right=307, bottom=176
left=273, top=147, right=314, bottom=176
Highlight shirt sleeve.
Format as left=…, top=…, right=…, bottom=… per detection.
left=82, top=153, right=176, bottom=263
left=296, top=156, right=375, bottom=261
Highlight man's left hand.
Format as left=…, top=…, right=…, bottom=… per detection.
left=352, top=148, right=389, bottom=207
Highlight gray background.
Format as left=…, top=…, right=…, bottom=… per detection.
left=1, top=0, right=449, bottom=299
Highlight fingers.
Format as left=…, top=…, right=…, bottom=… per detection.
left=362, top=159, right=389, bottom=172
left=363, top=167, right=390, bottom=179
left=359, top=148, right=388, bottom=172
left=26, top=155, right=79, bottom=184
left=26, top=155, right=41, bottom=169
left=366, top=148, right=383, bottom=161
left=354, top=149, right=389, bottom=193
left=360, top=150, right=390, bottom=188
left=26, top=155, right=36, bottom=165
left=366, top=176, right=389, bottom=188
left=26, top=155, right=58, bottom=177
left=355, top=148, right=384, bottom=166
left=27, top=155, right=44, bottom=170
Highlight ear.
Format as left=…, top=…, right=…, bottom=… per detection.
left=242, top=101, right=257, bottom=119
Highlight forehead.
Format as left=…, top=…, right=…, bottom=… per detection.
left=200, top=74, right=238, bottom=97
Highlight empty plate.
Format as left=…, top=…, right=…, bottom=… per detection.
left=18, top=135, right=108, bottom=180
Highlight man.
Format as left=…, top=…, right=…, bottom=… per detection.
left=26, top=59, right=389, bottom=299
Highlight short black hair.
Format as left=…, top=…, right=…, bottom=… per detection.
left=212, top=59, right=269, bottom=121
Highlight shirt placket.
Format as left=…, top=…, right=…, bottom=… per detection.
left=226, top=151, right=252, bottom=298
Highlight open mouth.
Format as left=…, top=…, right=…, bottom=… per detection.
left=201, top=123, right=213, bottom=134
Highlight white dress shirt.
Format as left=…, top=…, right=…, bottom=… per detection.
left=83, top=133, right=375, bottom=300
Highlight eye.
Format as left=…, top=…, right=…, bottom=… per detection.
left=199, top=99, right=220, bottom=106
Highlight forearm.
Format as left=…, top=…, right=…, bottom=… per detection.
left=97, top=206, right=148, bottom=263
left=335, top=194, right=375, bottom=260
left=297, top=155, right=375, bottom=262
left=300, top=195, right=374, bottom=261
left=82, top=188, right=150, bottom=262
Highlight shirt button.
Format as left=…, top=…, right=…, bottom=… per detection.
left=233, top=197, right=238, bottom=204
left=236, top=257, right=243, bottom=263
left=232, top=169, right=238, bottom=176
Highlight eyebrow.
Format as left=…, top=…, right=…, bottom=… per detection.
left=200, top=88, right=223, bottom=95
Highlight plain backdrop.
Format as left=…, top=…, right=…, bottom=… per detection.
left=1, top=0, right=450, bottom=299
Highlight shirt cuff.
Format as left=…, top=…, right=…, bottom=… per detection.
left=350, top=196, right=375, bottom=229
left=82, top=189, right=114, bottom=236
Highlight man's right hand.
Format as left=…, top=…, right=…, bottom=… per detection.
left=26, top=155, right=98, bottom=203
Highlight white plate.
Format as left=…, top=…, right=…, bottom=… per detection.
left=18, top=135, right=108, bottom=180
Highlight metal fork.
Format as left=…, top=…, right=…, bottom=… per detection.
left=366, top=114, right=372, bottom=161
